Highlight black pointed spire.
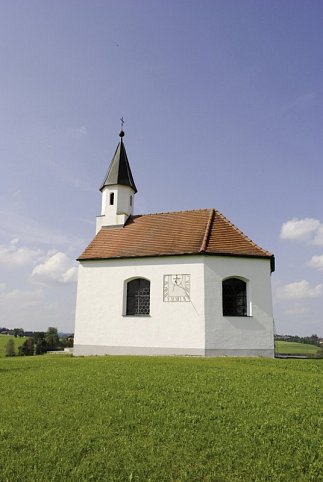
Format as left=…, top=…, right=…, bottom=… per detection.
left=100, top=130, right=137, bottom=193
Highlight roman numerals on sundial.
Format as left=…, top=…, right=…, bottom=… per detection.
left=163, top=274, right=191, bottom=302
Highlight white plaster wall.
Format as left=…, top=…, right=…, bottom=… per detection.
left=204, top=256, right=274, bottom=351
left=74, top=256, right=205, bottom=351
left=97, top=185, right=134, bottom=232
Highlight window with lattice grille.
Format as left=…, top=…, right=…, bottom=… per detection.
left=222, top=278, right=247, bottom=316
left=126, top=278, right=150, bottom=315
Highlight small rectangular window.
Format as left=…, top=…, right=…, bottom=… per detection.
left=130, top=195, right=132, bottom=206
left=110, top=193, right=114, bottom=205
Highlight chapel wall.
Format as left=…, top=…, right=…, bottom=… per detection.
left=74, top=256, right=205, bottom=355
left=203, top=255, right=274, bottom=357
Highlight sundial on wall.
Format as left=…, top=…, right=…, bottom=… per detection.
left=163, top=274, right=190, bottom=302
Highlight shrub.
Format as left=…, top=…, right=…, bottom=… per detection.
left=5, top=339, right=15, bottom=357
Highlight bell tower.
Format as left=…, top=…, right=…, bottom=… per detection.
left=96, top=130, right=137, bottom=233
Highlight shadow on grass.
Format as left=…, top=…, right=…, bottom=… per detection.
left=0, top=365, right=37, bottom=372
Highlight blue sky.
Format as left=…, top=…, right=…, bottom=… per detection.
left=0, top=0, right=322, bottom=335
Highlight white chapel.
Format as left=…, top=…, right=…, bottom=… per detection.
left=74, top=130, right=275, bottom=357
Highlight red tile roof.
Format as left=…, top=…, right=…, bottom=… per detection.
left=78, top=209, right=274, bottom=270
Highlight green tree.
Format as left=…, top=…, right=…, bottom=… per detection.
left=12, top=328, right=24, bottom=338
left=5, top=339, right=16, bottom=357
left=18, top=338, right=35, bottom=356
left=45, top=327, right=59, bottom=351
left=34, top=332, right=48, bottom=355
left=309, top=334, right=320, bottom=346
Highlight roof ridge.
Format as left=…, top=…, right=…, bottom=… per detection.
left=214, top=210, right=272, bottom=256
left=131, top=208, right=212, bottom=218
left=200, top=208, right=215, bottom=253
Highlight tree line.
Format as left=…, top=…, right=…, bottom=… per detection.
left=4, top=327, right=73, bottom=357
left=274, top=333, right=321, bottom=347
left=0, top=327, right=25, bottom=337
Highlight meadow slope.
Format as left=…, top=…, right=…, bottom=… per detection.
left=0, top=356, right=321, bottom=481
left=275, top=340, right=322, bottom=355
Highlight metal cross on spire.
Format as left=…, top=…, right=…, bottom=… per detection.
left=119, top=117, right=125, bottom=138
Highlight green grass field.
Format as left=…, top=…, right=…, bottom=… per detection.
left=275, top=340, right=322, bottom=355
left=0, top=334, right=28, bottom=357
left=0, top=356, right=321, bottom=481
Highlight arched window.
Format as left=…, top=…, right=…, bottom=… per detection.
left=222, top=278, right=247, bottom=316
left=109, top=192, right=114, bottom=205
left=126, top=278, right=150, bottom=315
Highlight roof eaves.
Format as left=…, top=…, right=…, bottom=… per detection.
left=77, top=250, right=275, bottom=268
left=77, top=251, right=200, bottom=262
